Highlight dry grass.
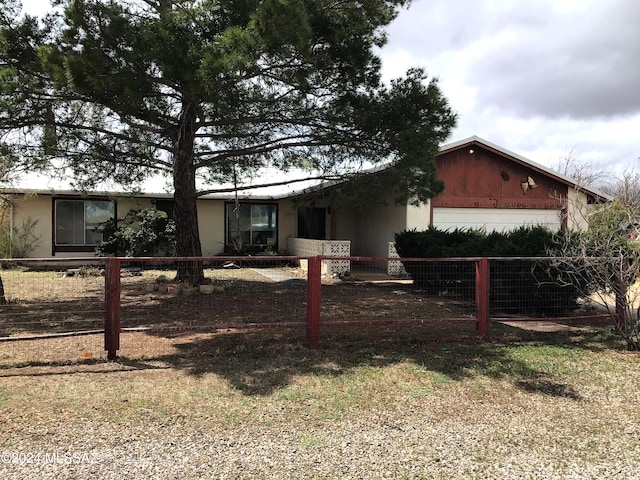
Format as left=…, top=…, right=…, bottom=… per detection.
left=0, top=321, right=639, bottom=478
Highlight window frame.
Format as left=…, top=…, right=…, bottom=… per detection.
left=52, top=197, right=116, bottom=253
left=154, top=199, right=176, bottom=220
left=224, top=202, right=278, bottom=250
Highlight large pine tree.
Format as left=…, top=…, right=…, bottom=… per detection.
left=0, top=0, right=456, bottom=283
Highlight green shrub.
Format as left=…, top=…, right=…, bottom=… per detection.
left=394, top=226, right=583, bottom=315
left=394, top=227, right=483, bottom=293
left=95, top=209, right=176, bottom=257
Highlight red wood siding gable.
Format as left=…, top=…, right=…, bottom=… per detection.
left=432, top=144, right=567, bottom=210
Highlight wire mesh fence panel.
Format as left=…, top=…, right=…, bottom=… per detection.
left=0, top=254, right=616, bottom=361
left=0, top=260, right=106, bottom=337
left=118, top=257, right=308, bottom=330
left=320, top=258, right=477, bottom=324
left=0, top=334, right=107, bottom=366
left=489, top=257, right=588, bottom=318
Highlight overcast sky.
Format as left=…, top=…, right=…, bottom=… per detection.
left=22, top=0, right=640, bottom=177
left=379, top=0, right=640, bottom=174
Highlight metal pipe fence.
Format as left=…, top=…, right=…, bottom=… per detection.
left=0, top=255, right=614, bottom=360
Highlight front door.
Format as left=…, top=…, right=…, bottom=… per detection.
left=297, top=207, right=326, bottom=239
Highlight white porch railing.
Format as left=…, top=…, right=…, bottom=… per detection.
left=287, top=238, right=350, bottom=277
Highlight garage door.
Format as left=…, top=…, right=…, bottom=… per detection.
left=432, top=207, right=562, bottom=232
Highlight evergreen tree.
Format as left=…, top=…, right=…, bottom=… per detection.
left=0, top=0, right=456, bottom=283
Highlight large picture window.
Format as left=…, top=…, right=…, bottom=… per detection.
left=226, top=203, right=277, bottom=248
left=55, top=199, right=115, bottom=247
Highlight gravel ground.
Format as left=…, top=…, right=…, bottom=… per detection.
left=2, top=385, right=639, bottom=480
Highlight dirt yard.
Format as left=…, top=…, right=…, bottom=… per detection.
left=0, top=266, right=474, bottom=338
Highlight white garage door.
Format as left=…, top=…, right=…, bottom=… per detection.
left=432, top=208, right=562, bottom=232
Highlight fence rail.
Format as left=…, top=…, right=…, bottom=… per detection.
left=0, top=255, right=617, bottom=360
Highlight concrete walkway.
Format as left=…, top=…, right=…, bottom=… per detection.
left=251, top=267, right=410, bottom=285
left=250, top=268, right=306, bottom=284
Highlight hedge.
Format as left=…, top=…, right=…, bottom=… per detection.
left=394, top=226, right=584, bottom=316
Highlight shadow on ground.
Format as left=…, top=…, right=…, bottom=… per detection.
left=0, top=311, right=623, bottom=403
left=129, top=320, right=623, bottom=400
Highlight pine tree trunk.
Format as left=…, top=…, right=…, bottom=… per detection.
left=173, top=98, right=204, bottom=286
left=0, top=274, right=6, bottom=305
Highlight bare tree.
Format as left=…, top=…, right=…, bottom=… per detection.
left=536, top=151, right=626, bottom=333
left=554, top=148, right=640, bottom=213
left=552, top=148, right=611, bottom=191
left=600, top=168, right=640, bottom=215
left=549, top=199, right=640, bottom=350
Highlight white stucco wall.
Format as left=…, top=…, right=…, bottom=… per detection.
left=405, top=201, right=431, bottom=230
left=196, top=199, right=225, bottom=256
left=351, top=202, right=409, bottom=257
left=6, top=193, right=299, bottom=258
left=8, top=194, right=52, bottom=258
left=116, top=197, right=154, bottom=215
left=277, top=198, right=298, bottom=253
left=7, top=194, right=162, bottom=258
left=327, top=199, right=431, bottom=258
left=566, top=187, right=590, bottom=231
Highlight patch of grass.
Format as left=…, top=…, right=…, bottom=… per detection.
left=502, top=344, right=584, bottom=375
left=431, top=372, right=452, bottom=384
left=300, top=433, right=324, bottom=448
left=402, top=384, right=435, bottom=400
left=272, top=385, right=314, bottom=403
left=0, top=386, right=13, bottom=403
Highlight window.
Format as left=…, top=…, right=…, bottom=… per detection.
left=226, top=203, right=277, bottom=248
left=155, top=200, right=175, bottom=220
left=55, top=199, right=115, bottom=247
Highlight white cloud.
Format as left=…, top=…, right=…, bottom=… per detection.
left=378, top=0, right=640, bottom=170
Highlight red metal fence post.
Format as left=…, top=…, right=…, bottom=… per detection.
left=104, top=257, right=121, bottom=360
left=475, top=257, right=489, bottom=340
left=306, top=256, right=322, bottom=348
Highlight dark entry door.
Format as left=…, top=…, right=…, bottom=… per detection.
left=297, top=207, right=326, bottom=239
